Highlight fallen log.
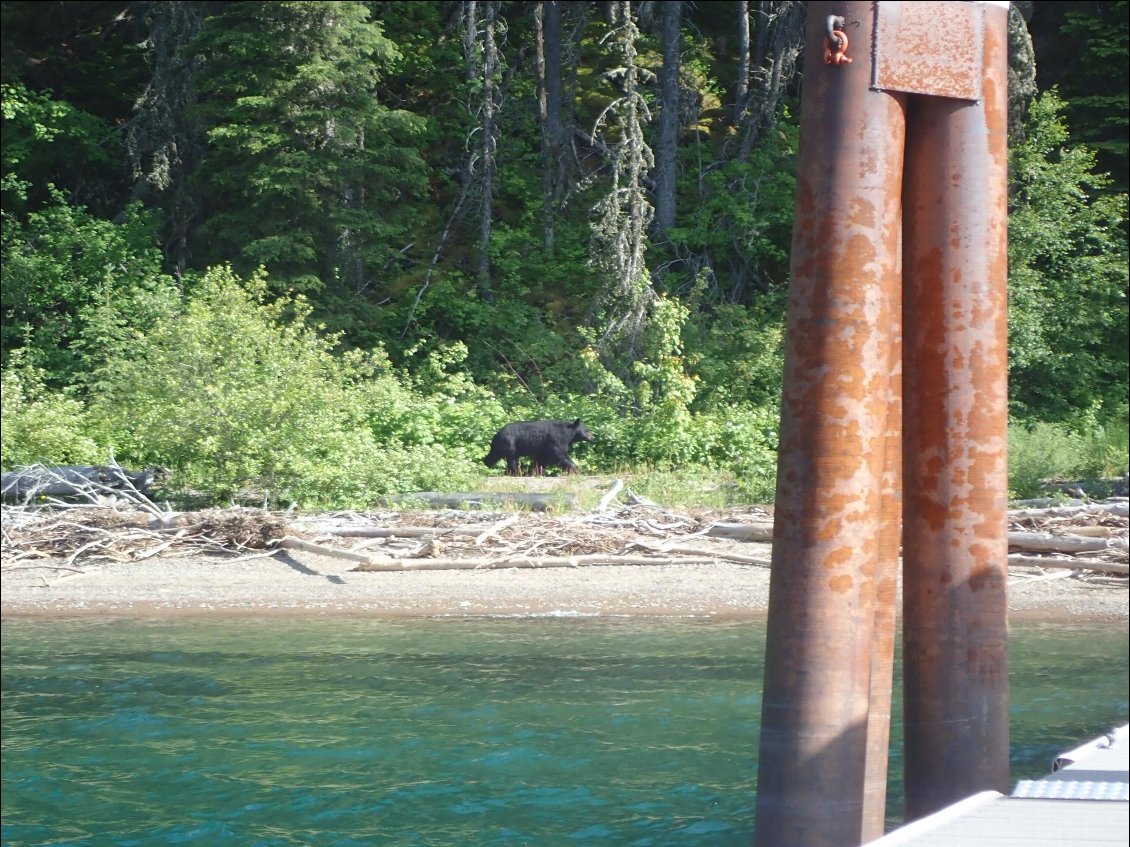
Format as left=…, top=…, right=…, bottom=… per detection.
left=707, top=521, right=775, bottom=542
left=1008, top=531, right=1128, bottom=555
left=351, top=553, right=716, bottom=572
left=650, top=544, right=771, bottom=568
left=1, top=464, right=167, bottom=514
left=274, top=536, right=714, bottom=571
left=1060, top=526, right=1123, bottom=538
left=274, top=536, right=378, bottom=565
left=1010, top=498, right=1090, bottom=509
left=313, top=525, right=500, bottom=538
left=1009, top=502, right=1129, bottom=519
left=1008, top=554, right=1129, bottom=576
left=597, top=479, right=625, bottom=512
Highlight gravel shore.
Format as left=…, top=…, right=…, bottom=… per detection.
left=3, top=539, right=1126, bottom=622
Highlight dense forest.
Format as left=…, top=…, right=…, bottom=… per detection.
left=1, top=1, right=1127, bottom=506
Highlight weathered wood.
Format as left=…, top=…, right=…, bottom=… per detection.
left=1, top=464, right=166, bottom=504
left=351, top=553, right=715, bottom=572
left=707, top=521, right=775, bottom=542
left=317, top=526, right=497, bottom=539
left=1059, top=526, right=1122, bottom=538
left=1009, top=498, right=1090, bottom=509
left=474, top=515, right=518, bottom=545
left=1008, top=531, right=1128, bottom=554
left=1009, top=502, right=1129, bottom=519
left=1008, top=554, right=1129, bottom=576
left=597, top=478, right=625, bottom=512
left=274, top=536, right=378, bottom=564
left=658, top=544, right=771, bottom=568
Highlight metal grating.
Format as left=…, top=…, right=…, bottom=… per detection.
left=1013, top=779, right=1130, bottom=802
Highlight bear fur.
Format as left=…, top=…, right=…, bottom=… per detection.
left=483, top=418, right=594, bottom=476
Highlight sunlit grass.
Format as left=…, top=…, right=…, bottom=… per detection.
left=1009, top=415, right=1129, bottom=499
left=462, top=415, right=1130, bottom=511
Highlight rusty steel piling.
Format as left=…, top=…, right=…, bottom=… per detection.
left=754, top=4, right=906, bottom=845
left=753, top=2, right=1010, bottom=844
left=901, top=0, right=1012, bottom=820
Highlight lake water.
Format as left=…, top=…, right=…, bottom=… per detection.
left=2, top=617, right=1126, bottom=846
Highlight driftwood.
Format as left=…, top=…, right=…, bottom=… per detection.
left=1008, top=554, right=1129, bottom=576
left=275, top=536, right=382, bottom=565
left=707, top=521, right=775, bottom=542
left=1009, top=502, right=1129, bottom=520
left=316, top=525, right=497, bottom=539
left=1007, top=531, right=1128, bottom=555
left=597, top=479, right=625, bottom=512
left=633, top=542, right=772, bottom=568
left=1060, top=526, right=1122, bottom=538
left=1, top=463, right=167, bottom=506
left=3, top=497, right=1125, bottom=581
left=351, top=553, right=717, bottom=571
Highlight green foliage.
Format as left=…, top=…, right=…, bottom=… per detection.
left=1056, top=1, right=1129, bottom=192
left=0, top=81, right=119, bottom=215
left=617, top=465, right=775, bottom=509
left=1007, top=90, right=1129, bottom=423
left=190, top=1, right=427, bottom=295
left=1, top=2, right=1126, bottom=511
left=684, top=300, right=786, bottom=409
left=86, top=265, right=484, bottom=507
left=0, top=358, right=106, bottom=468
left=1008, top=413, right=1130, bottom=499
left=663, top=128, right=798, bottom=301
left=0, top=190, right=180, bottom=386
left=360, top=341, right=513, bottom=453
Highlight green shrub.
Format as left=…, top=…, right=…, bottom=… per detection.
left=87, top=265, right=489, bottom=505
left=1008, top=411, right=1130, bottom=499
left=0, top=361, right=106, bottom=468
left=1, top=191, right=179, bottom=387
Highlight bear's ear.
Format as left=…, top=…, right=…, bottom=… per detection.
left=572, top=418, right=582, bottom=427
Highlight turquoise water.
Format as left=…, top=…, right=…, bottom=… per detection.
left=2, top=617, right=1127, bottom=847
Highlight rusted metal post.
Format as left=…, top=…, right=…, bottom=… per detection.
left=753, top=3, right=906, bottom=845
left=900, top=0, right=1011, bottom=822
left=861, top=342, right=902, bottom=843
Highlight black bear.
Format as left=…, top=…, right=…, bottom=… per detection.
left=483, top=419, right=594, bottom=476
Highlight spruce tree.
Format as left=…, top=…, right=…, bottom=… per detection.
left=190, top=1, right=426, bottom=297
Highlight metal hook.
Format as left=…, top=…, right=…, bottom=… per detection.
left=825, top=15, right=846, bottom=46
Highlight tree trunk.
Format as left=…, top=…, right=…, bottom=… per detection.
left=654, top=0, right=682, bottom=235
left=477, top=0, right=500, bottom=303
left=127, top=0, right=205, bottom=279
left=587, top=0, right=656, bottom=382
left=734, top=0, right=750, bottom=126
left=535, top=1, right=565, bottom=253
left=736, top=1, right=803, bottom=161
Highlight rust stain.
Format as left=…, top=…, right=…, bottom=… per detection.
left=872, top=2, right=983, bottom=101
left=967, top=560, right=1001, bottom=593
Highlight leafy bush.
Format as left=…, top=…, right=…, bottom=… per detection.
left=0, top=360, right=106, bottom=468
left=87, top=265, right=487, bottom=506
left=1008, top=412, right=1130, bottom=499
left=1008, top=91, right=1129, bottom=422
left=1, top=191, right=180, bottom=386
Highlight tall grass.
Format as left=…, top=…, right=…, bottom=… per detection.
left=1009, top=415, right=1129, bottom=499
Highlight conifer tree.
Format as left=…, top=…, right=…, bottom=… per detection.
left=190, top=0, right=426, bottom=296
left=587, top=1, right=656, bottom=384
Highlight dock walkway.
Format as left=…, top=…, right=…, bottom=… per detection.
left=870, top=724, right=1129, bottom=846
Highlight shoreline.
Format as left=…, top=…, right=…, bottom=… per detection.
left=3, top=547, right=1127, bottom=623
